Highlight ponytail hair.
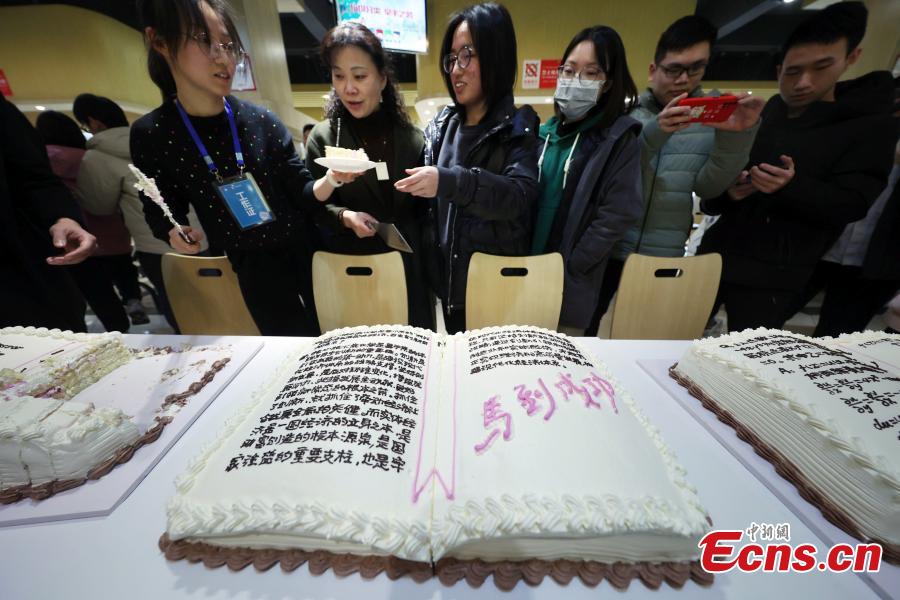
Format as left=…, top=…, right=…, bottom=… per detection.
left=137, top=0, right=244, bottom=100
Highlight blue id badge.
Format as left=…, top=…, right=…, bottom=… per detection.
left=214, top=172, right=276, bottom=230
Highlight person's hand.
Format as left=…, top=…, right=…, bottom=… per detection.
left=329, top=169, right=362, bottom=185
left=341, top=210, right=378, bottom=238
left=706, top=92, right=765, bottom=132
left=313, top=169, right=363, bottom=202
left=395, top=166, right=439, bottom=198
left=168, top=226, right=204, bottom=254
left=657, top=93, right=692, bottom=133
left=46, top=218, right=96, bottom=265
left=749, top=155, right=795, bottom=194
left=726, top=171, right=756, bottom=201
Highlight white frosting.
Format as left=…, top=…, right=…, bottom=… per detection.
left=324, top=145, right=368, bottom=160
left=0, top=395, right=140, bottom=490
left=674, top=328, right=900, bottom=546
left=0, top=327, right=131, bottom=400
left=429, top=327, right=709, bottom=562
left=0, top=327, right=135, bottom=492
left=168, top=326, right=710, bottom=564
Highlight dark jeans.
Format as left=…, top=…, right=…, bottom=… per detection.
left=228, top=246, right=320, bottom=336
left=96, top=254, right=142, bottom=301
left=66, top=256, right=131, bottom=332
left=785, top=261, right=900, bottom=337
left=585, top=258, right=625, bottom=337
left=136, top=251, right=180, bottom=333
left=715, top=282, right=801, bottom=332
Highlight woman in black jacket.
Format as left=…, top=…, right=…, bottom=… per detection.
left=133, top=0, right=356, bottom=335
left=395, top=2, right=539, bottom=333
left=533, top=26, right=643, bottom=335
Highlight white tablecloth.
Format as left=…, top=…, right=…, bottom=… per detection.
left=0, top=336, right=883, bottom=599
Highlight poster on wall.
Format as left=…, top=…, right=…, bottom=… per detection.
left=232, top=55, right=256, bottom=92
left=0, top=70, right=13, bottom=97
left=336, top=1, right=428, bottom=54
left=522, top=59, right=560, bottom=90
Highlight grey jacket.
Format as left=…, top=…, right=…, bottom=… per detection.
left=614, top=87, right=758, bottom=260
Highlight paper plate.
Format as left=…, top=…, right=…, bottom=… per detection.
left=313, top=157, right=376, bottom=173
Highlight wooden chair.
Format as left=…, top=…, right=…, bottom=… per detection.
left=609, top=253, right=722, bottom=340
left=312, top=251, right=408, bottom=332
left=465, top=252, right=563, bottom=331
left=161, top=254, right=260, bottom=335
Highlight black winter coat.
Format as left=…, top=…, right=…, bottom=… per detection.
left=699, top=71, right=896, bottom=292
left=421, top=95, right=540, bottom=311
left=0, top=94, right=86, bottom=331
left=544, top=115, right=643, bottom=329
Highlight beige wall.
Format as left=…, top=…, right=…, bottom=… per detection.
left=417, top=0, right=694, bottom=101
left=2, top=1, right=895, bottom=127
left=0, top=5, right=160, bottom=112
left=845, top=0, right=900, bottom=80
left=414, top=0, right=784, bottom=122
left=230, top=0, right=314, bottom=136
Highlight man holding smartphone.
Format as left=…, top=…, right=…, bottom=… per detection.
left=698, top=2, right=895, bottom=332
left=590, top=15, right=763, bottom=334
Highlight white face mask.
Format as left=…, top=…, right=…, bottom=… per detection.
left=554, top=78, right=605, bottom=121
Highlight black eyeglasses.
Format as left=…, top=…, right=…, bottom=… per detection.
left=657, top=61, right=707, bottom=79
left=189, top=32, right=246, bottom=65
left=442, top=45, right=477, bottom=74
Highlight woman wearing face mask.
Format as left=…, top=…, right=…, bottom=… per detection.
left=131, top=0, right=352, bottom=336
left=305, top=23, right=434, bottom=330
left=534, top=26, right=643, bottom=336
left=395, top=2, right=539, bottom=333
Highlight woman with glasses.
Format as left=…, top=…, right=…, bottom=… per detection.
left=131, top=0, right=345, bottom=335
left=305, top=23, right=434, bottom=330
left=533, top=26, right=643, bottom=336
left=395, top=2, right=539, bottom=333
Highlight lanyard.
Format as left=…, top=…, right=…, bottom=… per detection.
left=175, top=97, right=244, bottom=182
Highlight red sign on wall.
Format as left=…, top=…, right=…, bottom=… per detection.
left=539, top=59, right=560, bottom=89
left=0, top=70, right=12, bottom=97
left=522, top=59, right=560, bottom=89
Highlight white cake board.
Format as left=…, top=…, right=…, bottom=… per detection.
left=0, top=335, right=263, bottom=527
left=637, top=358, right=899, bottom=600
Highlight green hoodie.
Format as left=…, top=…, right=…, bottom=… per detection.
left=532, top=111, right=605, bottom=254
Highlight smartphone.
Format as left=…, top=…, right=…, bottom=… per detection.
left=677, top=95, right=739, bottom=123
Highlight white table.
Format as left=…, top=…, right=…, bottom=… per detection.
left=0, top=337, right=884, bottom=599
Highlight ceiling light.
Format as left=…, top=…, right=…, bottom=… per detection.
left=35, top=105, right=46, bottom=111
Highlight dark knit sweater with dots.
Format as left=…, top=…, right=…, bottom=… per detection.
left=130, top=96, right=316, bottom=253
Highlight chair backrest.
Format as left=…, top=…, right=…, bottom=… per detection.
left=161, top=254, right=260, bottom=335
left=312, top=251, right=408, bottom=332
left=610, top=253, right=722, bottom=340
left=465, top=252, right=563, bottom=331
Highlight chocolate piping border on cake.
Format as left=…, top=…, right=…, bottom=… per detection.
left=0, top=356, right=231, bottom=505
left=158, top=533, right=713, bottom=590
left=668, top=365, right=899, bottom=566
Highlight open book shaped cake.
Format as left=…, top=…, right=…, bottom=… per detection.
left=672, top=329, right=899, bottom=565
left=162, top=326, right=712, bottom=590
